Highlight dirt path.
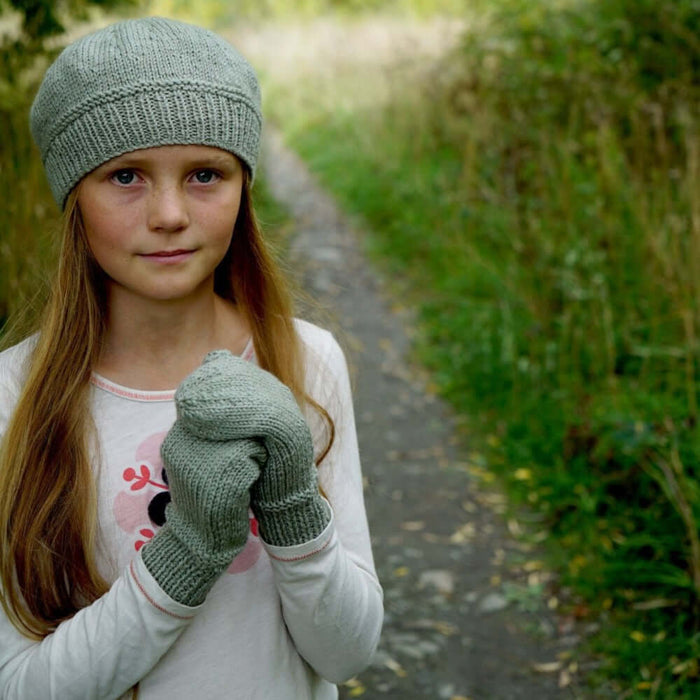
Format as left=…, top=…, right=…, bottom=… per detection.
left=260, top=128, right=588, bottom=699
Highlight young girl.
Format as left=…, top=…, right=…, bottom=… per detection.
left=0, top=16, right=382, bottom=699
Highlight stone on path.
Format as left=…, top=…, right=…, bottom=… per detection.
left=478, top=592, right=510, bottom=615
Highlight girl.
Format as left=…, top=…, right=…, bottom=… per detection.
left=0, top=16, right=383, bottom=699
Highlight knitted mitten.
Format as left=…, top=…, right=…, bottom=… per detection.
left=176, top=350, right=330, bottom=547
left=141, top=414, right=264, bottom=607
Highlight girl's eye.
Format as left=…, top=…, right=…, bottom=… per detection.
left=111, top=170, right=137, bottom=186
left=193, top=169, right=219, bottom=184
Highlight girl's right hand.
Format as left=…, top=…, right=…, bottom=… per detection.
left=141, top=425, right=265, bottom=606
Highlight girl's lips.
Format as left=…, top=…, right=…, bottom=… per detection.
left=140, top=249, right=194, bottom=264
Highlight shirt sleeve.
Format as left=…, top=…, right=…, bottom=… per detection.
left=0, top=345, right=195, bottom=698
left=261, top=324, right=383, bottom=683
left=0, top=556, right=196, bottom=699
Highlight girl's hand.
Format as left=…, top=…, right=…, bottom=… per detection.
left=174, top=350, right=310, bottom=449
left=174, top=350, right=329, bottom=547
left=141, top=425, right=265, bottom=606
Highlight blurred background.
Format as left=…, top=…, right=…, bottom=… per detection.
left=2, top=0, right=700, bottom=695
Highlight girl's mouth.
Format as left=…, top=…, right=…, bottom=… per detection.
left=140, top=249, right=195, bottom=264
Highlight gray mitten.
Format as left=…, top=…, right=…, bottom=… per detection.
left=176, top=350, right=330, bottom=547
left=141, top=386, right=265, bottom=606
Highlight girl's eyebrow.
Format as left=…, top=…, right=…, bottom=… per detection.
left=99, top=152, right=237, bottom=171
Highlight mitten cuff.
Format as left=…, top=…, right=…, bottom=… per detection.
left=254, top=493, right=331, bottom=547
left=141, top=526, right=223, bottom=606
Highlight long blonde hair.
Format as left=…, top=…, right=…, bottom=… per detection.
left=0, top=172, right=332, bottom=639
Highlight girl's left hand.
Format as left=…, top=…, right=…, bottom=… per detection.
left=176, top=350, right=309, bottom=448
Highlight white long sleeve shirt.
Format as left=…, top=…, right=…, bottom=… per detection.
left=0, top=320, right=383, bottom=699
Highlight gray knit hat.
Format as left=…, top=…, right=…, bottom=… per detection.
left=30, top=17, right=262, bottom=209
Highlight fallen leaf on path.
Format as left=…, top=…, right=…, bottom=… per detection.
left=477, top=492, right=506, bottom=507
left=393, top=566, right=410, bottom=578
left=461, top=500, right=477, bottom=513
left=527, top=571, right=548, bottom=586
left=559, top=670, right=572, bottom=688
left=408, top=619, right=459, bottom=636
left=507, top=518, right=523, bottom=536
left=449, top=523, right=475, bottom=543
left=383, top=656, right=407, bottom=677
left=491, top=548, right=505, bottom=566
left=532, top=530, right=549, bottom=543
left=532, top=661, right=562, bottom=673
left=343, top=679, right=367, bottom=697
left=401, top=520, right=425, bottom=531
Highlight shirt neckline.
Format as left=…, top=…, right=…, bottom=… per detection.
left=90, top=338, right=255, bottom=402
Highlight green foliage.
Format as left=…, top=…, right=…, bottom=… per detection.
left=3, top=0, right=136, bottom=40
left=1, top=0, right=138, bottom=91
left=254, top=0, right=700, bottom=693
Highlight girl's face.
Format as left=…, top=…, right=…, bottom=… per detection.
left=77, top=144, right=243, bottom=306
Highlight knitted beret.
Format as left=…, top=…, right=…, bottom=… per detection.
left=30, top=17, right=262, bottom=209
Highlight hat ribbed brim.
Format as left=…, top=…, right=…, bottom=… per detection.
left=45, top=83, right=262, bottom=208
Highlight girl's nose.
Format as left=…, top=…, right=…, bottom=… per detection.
left=147, top=185, right=189, bottom=232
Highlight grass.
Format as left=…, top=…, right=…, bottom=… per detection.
left=228, top=2, right=700, bottom=695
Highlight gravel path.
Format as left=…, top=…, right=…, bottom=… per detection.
left=260, top=129, right=589, bottom=699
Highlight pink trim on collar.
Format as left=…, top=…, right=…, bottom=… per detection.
left=91, top=338, right=256, bottom=402
left=241, top=337, right=255, bottom=362
left=90, top=374, right=176, bottom=402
